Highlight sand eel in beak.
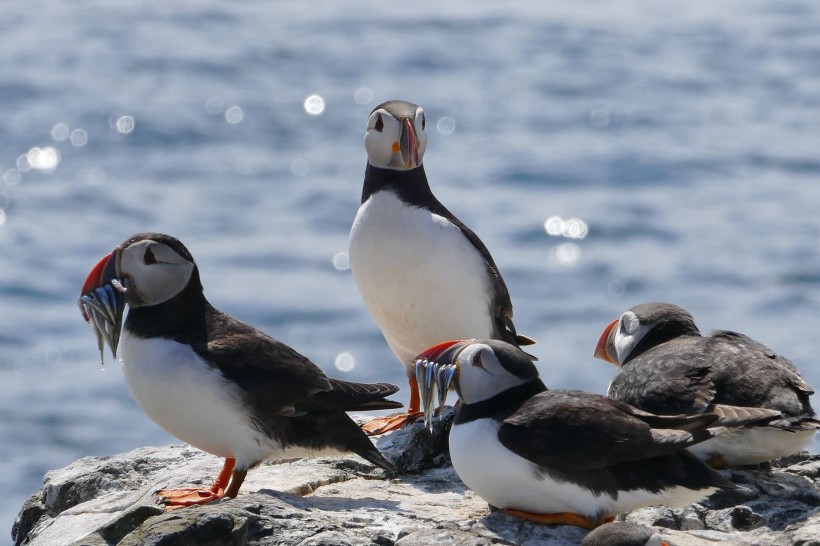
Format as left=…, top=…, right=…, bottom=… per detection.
left=414, top=339, right=776, bottom=530
left=79, top=232, right=400, bottom=509
left=595, top=302, right=819, bottom=468
left=349, top=100, right=534, bottom=434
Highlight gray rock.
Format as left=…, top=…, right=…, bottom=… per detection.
left=11, top=411, right=820, bottom=546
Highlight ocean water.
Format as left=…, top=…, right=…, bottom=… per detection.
left=2, top=0, right=820, bottom=535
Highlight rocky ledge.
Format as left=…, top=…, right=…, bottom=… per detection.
left=12, top=410, right=820, bottom=546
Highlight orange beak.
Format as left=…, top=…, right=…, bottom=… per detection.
left=415, top=339, right=471, bottom=364
left=81, top=250, right=119, bottom=297
left=594, top=319, right=619, bottom=365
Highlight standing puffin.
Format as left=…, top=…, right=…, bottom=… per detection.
left=414, top=339, right=750, bottom=530
left=78, top=233, right=400, bottom=509
left=595, top=302, right=819, bottom=467
left=349, top=100, right=533, bottom=433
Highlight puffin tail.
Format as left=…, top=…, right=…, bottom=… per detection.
left=318, top=379, right=403, bottom=412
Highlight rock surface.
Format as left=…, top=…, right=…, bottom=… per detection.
left=12, top=410, right=820, bottom=546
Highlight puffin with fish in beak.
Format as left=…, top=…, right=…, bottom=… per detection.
left=414, top=338, right=778, bottom=529
left=79, top=232, right=400, bottom=509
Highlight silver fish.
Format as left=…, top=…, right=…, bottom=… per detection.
left=415, top=359, right=438, bottom=430
left=78, top=278, right=130, bottom=367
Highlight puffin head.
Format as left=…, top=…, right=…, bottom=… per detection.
left=82, top=232, right=196, bottom=309
left=79, top=233, right=198, bottom=361
left=364, top=100, right=427, bottom=170
left=416, top=339, right=539, bottom=404
left=594, top=302, right=700, bottom=366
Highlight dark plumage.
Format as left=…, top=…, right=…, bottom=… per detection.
left=597, top=302, right=819, bottom=466
left=80, top=232, right=400, bottom=508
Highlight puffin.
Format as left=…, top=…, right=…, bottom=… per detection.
left=349, top=100, right=534, bottom=433
left=595, top=302, right=819, bottom=468
left=78, top=232, right=400, bottom=509
left=412, top=338, right=764, bottom=530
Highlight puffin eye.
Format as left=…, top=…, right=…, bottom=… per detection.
left=374, top=114, right=384, bottom=132
left=471, top=351, right=482, bottom=367
left=144, top=247, right=157, bottom=265
left=421, top=113, right=426, bottom=130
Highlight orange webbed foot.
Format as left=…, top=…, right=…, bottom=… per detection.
left=361, top=376, right=425, bottom=435
left=361, top=411, right=424, bottom=435
left=156, top=457, right=238, bottom=511
left=156, top=487, right=227, bottom=510
left=502, top=508, right=607, bottom=530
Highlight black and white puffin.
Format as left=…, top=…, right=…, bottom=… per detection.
left=415, top=339, right=742, bottom=530
left=78, top=232, right=400, bottom=509
left=595, top=302, right=819, bottom=468
left=349, top=100, right=534, bottom=433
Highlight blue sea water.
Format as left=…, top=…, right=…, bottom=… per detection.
left=2, top=0, right=820, bottom=536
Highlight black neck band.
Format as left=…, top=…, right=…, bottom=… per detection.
left=454, top=379, right=548, bottom=424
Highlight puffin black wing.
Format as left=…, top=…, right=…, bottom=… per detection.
left=425, top=198, right=534, bottom=348
left=497, top=390, right=720, bottom=470
left=196, top=307, right=334, bottom=416
left=609, top=337, right=716, bottom=416
left=299, top=378, right=402, bottom=412
left=706, top=330, right=819, bottom=428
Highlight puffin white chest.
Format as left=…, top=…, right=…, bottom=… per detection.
left=120, top=332, right=276, bottom=468
left=449, top=418, right=609, bottom=517
left=349, top=191, right=495, bottom=366
left=449, top=417, right=718, bottom=518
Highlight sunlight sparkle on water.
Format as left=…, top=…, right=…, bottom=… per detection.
left=70, top=129, right=88, bottom=147
left=607, top=279, right=626, bottom=297
left=549, top=242, right=581, bottom=267
left=205, top=97, right=224, bottom=115
left=0, top=209, right=5, bottom=227
left=544, top=216, right=588, bottom=239
left=332, top=252, right=350, bottom=271
left=290, top=158, right=309, bottom=177
left=115, top=116, right=135, bottom=134
left=4, top=169, right=21, bottom=185
left=436, top=117, right=456, bottom=135
left=334, top=352, right=355, bottom=372
left=26, top=147, right=60, bottom=171
left=304, top=94, right=325, bottom=116
left=354, top=88, right=373, bottom=105
left=225, top=106, right=244, bottom=124
left=51, top=123, right=70, bottom=142
left=589, top=107, right=611, bottom=128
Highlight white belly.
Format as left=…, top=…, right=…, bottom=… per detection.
left=121, top=332, right=278, bottom=469
left=687, top=426, right=815, bottom=466
left=349, top=191, right=495, bottom=370
left=449, top=419, right=717, bottom=519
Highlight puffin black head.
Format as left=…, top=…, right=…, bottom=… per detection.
left=595, top=302, right=701, bottom=366
left=365, top=100, right=427, bottom=170
left=416, top=339, right=539, bottom=404
left=82, top=232, right=197, bottom=309
left=79, top=233, right=199, bottom=360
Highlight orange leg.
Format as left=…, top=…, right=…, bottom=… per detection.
left=157, top=457, right=241, bottom=510
left=361, top=377, right=423, bottom=435
left=502, top=508, right=609, bottom=530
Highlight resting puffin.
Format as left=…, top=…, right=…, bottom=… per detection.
left=595, top=302, right=819, bottom=467
left=414, top=339, right=746, bottom=530
left=349, top=100, right=533, bottom=433
left=78, top=232, right=400, bottom=509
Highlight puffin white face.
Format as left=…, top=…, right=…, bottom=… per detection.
left=454, top=343, right=531, bottom=404
left=364, top=104, right=427, bottom=170
left=611, top=310, right=652, bottom=365
left=118, top=239, right=194, bottom=307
